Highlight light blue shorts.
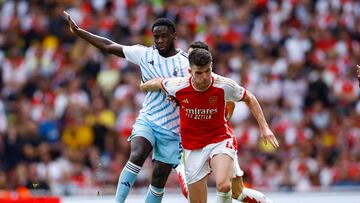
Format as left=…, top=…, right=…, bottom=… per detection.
left=128, top=117, right=182, bottom=166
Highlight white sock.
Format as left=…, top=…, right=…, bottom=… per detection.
left=236, top=188, right=272, bottom=203
left=216, top=191, right=232, bottom=203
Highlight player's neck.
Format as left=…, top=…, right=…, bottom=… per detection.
left=161, top=48, right=178, bottom=57
left=191, top=79, right=212, bottom=92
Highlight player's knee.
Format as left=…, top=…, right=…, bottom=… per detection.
left=216, top=180, right=231, bottom=193
left=129, top=148, right=148, bottom=166
left=129, top=137, right=152, bottom=165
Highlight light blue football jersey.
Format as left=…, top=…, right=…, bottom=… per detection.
left=123, top=45, right=190, bottom=135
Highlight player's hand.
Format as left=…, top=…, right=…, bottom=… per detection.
left=63, top=11, right=79, bottom=33
left=260, top=127, right=279, bottom=149
left=167, top=95, right=180, bottom=106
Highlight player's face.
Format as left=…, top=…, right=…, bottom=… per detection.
left=190, top=63, right=212, bottom=90
left=153, top=26, right=176, bottom=57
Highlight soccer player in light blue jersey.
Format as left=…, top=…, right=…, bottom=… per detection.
left=64, top=11, right=189, bottom=203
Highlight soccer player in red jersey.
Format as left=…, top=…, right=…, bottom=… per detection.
left=175, top=41, right=274, bottom=203
left=141, top=49, right=279, bottom=203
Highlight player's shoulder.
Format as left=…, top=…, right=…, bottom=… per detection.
left=213, top=73, right=238, bottom=87
left=177, top=49, right=189, bottom=59
left=164, top=75, right=190, bottom=87
left=126, top=44, right=154, bottom=51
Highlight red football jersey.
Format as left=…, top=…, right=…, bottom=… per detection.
left=162, top=73, right=246, bottom=150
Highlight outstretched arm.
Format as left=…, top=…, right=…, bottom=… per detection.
left=63, top=11, right=125, bottom=57
left=242, top=91, right=279, bottom=148
left=140, top=78, right=164, bottom=92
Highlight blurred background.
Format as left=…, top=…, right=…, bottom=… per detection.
left=0, top=0, right=360, bottom=202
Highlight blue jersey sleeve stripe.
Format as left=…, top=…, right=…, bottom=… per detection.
left=180, top=52, right=188, bottom=58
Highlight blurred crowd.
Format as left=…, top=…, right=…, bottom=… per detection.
left=0, top=0, right=360, bottom=197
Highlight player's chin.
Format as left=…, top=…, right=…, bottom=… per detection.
left=157, top=47, right=169, bottom=55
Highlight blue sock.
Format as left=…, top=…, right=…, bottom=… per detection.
left=115, top=161, right=141, bottom=203
left=145, top=185, right=165, bottom=203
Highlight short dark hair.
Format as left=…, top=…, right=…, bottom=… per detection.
left=189, top=41, right=209, bottom=51
left=152, top=18, right=176, bottom=33
left=188, top=48, right=212, bottom=67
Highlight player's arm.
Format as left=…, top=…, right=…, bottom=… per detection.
left=63, top=11, right=125, bottom=57
left=140, top=78, right=164, bottom=92
left=242, top=91, right=279, bottom=148
left=225, top=101, right=235, bottom=120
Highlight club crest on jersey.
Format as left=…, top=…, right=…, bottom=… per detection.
left=209, top=96, right=217, bottom=105
left=173, top=67, right=180, bottom=76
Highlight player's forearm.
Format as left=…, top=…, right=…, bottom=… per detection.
left=140, top=78, right=163, bottom=92
left=244, top=92, right=270, bottom=131
left=73, top=28, right=124, bottom=57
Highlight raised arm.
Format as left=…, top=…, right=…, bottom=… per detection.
left=63, top=11, right=125, bottom=57
left=242, top=91, right=279, bottom=148
left=140, top=78, right=164, bottom=92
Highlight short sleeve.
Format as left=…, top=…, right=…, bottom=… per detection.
left=161, top=78, right=175, bottom=96
left=123, top=45, right=147, bottom=65
left=222, top=77, right=246, bottom=102
left=161, top=77, right=189, bottom=96
left=231, top=83, right=246, bottom=101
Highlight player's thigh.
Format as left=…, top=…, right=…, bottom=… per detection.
left=188, top=175, right=208, bottom=203
left=129, top=117, right=156, bottom=145
left=183, top=148, right=212, bottom=185
left=153, top=127, right=182, bottom=166
left=209, top=138, right=236, bottom=189
left=128, top=118, right=155, bottom=164
left=210, top=154, right=233, bottom=187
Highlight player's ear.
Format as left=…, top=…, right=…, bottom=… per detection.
left=188, top=68, right=192, bottom=74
